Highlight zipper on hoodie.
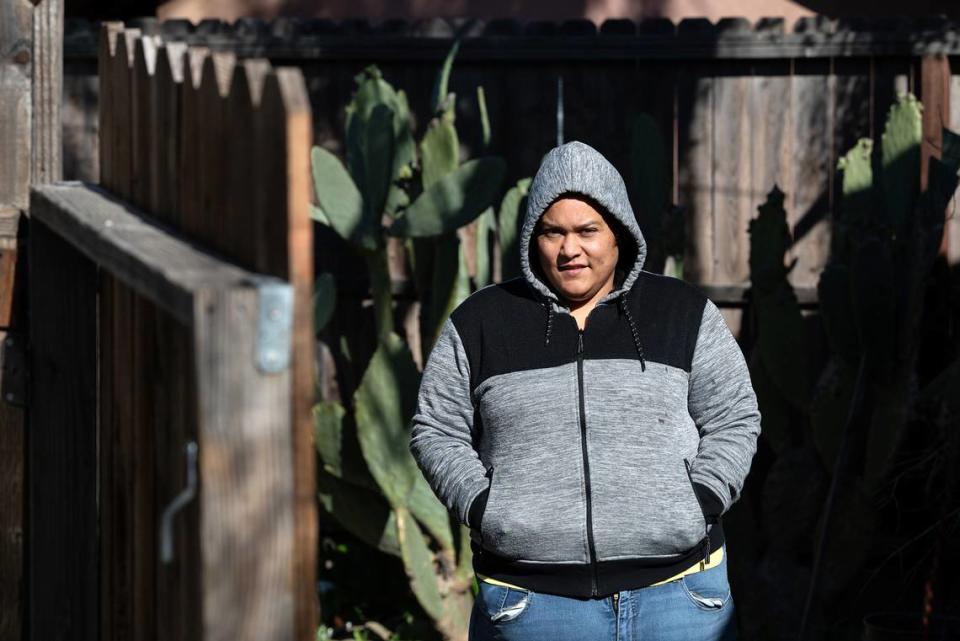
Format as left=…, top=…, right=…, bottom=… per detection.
left=577, top=327, right=600, bottom=597
left=683, top=457, right=713, bottom=567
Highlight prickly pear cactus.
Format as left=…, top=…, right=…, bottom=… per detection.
left=880, top=93, right=922, bottom=232
left=832, top=93, right=960, bottom=492
left=747, top=94, right=960, bottom=616
left=345, top=65, right=416, bottom=185
left=748, top=186, right=809, bottom=413
left=387, top=157, right=507, bottom=238
left=496, top=178, right=531, bottom=282
left=311, top=40, right=512, bottom=641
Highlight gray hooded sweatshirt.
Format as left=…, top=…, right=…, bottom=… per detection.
left=409, top=140, right=761, bottom=598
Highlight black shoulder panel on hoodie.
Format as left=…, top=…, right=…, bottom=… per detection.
left=607, top=270, right=708, bottom=372
left=449, top=272, right=709, bottom=392
left=449, top=277, right=568, bottom=392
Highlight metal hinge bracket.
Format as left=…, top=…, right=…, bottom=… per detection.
left=2, top=332, right=28, bottom=407
left=248, top=277, right=293, bottom=374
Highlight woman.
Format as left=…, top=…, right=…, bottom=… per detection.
left=409, top=140, right=761, bottom=641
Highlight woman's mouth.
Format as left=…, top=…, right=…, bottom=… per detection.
left=559, top=264, right=586, bottom=276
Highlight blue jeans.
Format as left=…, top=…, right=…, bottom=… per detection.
left=469, top=544, right=737, bottom=641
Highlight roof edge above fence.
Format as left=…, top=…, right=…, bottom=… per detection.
left=63, top=16, right=960, bottom=61
left=30, top=182, right=280, bottom=326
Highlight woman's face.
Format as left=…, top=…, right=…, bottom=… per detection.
left=535, top=196, right=619, bottom=306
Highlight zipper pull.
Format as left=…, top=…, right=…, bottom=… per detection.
left=612, top=592, right=619, bottom=615
left=578, top=329, right=584, bottom=354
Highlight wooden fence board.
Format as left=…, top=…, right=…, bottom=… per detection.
left=132, top=35, right=159, bottom=210
left=949, top=73, right=960, bottom=265
left=29, top=0, right=63, bottom=188
left=871, top=57, right=915, bottom=142
left=111, top=29, right=139, bottom=201
left=179, top=46, right=208, bottom=239
left=0, top=0, right=29, bottom=622
left=198, top=52, right=235, bottom=253
left=0, top=236, right=24, bottom=641
left=919, top=55, right=951, bottom=263
left=677, top=63, right=714, bottom=284
left=154, top=315, right=202, bottom=641
left=0, top=0, right=33, bottom=212
left=749, top=62, right=792, bottom=222
left=148, top=39, right=201, bottom=641
left=101, top=61, right=139, bottom=635
left=712, top=69, right=752, bottom=286
left=192, top=287, right=295, bottom=641
left=6, top=4, right=64, bottom=639
left=226, top=60, right=268, bottom=268
left=563, top=60, right=622, bottom=160
left=97, top=270, right=117, bottom=639
left=124, top=43, right=164, bottom=639
left=921, top=56, right=950, bottom=193
left=27, top=219, right=98, bottom=641
left=260, top=68, right=317, bottom=639
left=711, top=66, right=752, bottom=335
left=31, top=184, right=255, bottom=322
left=97, top=23, right=122, bottom=192
left=831, top=58, right=872, bottom=229
left=0, top=338, right=22, bottom=639
left=502, top=61, right=556, bottom=177
left=105, top=274, right=137, bottom=641
left=132, top=293, right=159, bottom=641
left=633, top=61, right=677, bottom=274
left=789, top=59, right=833, bottom=287
left=749, top=59, right=793, bottom=297
left=154, top=43, right=186, bottom=227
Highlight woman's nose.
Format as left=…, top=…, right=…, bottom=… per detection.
left=560, top=235, right=581, bottom=258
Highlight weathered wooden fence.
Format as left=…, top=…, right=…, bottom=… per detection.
left=59, top=16, right=960, bottom=308
left=0, top=3, right=61, bottom=637
left=27, top=23, right=314, bottom=641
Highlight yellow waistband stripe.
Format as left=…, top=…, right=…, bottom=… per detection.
left=647, top=545, right=724, bottom=587
left=477, top=546, right=724, bottom=592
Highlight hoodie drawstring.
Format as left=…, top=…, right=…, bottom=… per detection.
left=541, top=291, right=646, bottom=372
left=543, top=299, right=555, bottom=346
left=618, top=292, right=646, bottom=372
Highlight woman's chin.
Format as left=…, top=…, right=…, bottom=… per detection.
left=556, top=285, right=591, bottom=303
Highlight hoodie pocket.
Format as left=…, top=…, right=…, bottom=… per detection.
left=683, top=457, right=709, bottom=530
left=478, top=460, right=591, bottom=563
left=590, top=451, right=707, bottom=561
left=478, top=466, right=495, bottom=543
left=478, top=465, right=498, bottom=548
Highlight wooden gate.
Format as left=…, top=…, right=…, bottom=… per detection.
left=27, top=24, right=315, bottom=641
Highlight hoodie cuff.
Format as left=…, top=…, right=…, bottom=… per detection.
left=692, top=482, right=724, bottom=523
left=467, top=487, right=490, bottom=529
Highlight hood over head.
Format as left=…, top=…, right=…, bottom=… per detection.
left=520, top=140, right=648, bottom=310
left=519, top=140, right=649, bottom=368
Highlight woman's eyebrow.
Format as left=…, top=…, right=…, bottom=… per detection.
left=539, top=221, right=601, bottom=231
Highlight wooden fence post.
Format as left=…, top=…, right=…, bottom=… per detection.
left=919, top=54, right=953, bottom=259
left=0, top=1, right=63, bottom=639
